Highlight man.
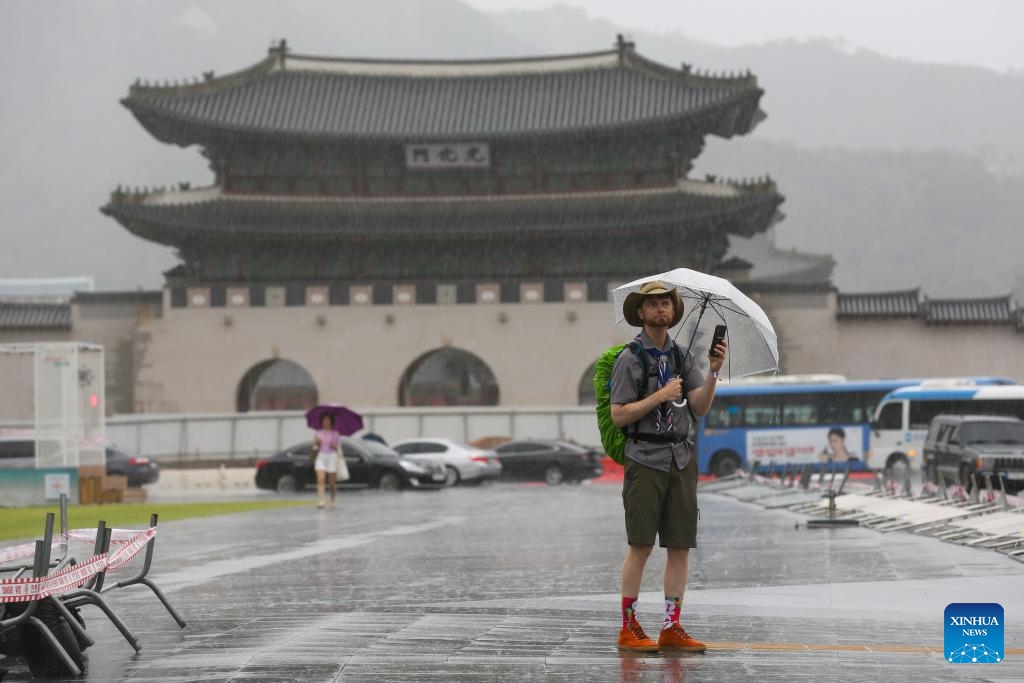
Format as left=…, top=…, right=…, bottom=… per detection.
left=610, top=281, right=727, bottom=652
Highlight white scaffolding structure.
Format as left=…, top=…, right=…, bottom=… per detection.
left=0, top=342, right=105, bottom=468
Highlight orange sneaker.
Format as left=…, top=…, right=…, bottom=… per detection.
left=617, top=622, right=659, bottom=652
left=658, top=623, right=706, bottom=652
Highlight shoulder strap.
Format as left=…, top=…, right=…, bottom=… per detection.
left=625, top=341, right=650, bottom=442
left=670, top=341, right=699, bottom=426
left=670, top=341, right=685, bottom=376
left=626, top=341, right=649, bottom=399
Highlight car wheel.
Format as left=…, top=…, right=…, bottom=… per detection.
left=544, top=465, right=564, bottom=486
left=275, top=474, right=297, bottom=493
left=711, top=451, right=741, bottom=478
left=378, top=472, right=401, bottom=491
left=444, top=466, right=461, bottom=487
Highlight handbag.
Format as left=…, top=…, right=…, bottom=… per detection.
left=335, top=450, right=350, bottom=482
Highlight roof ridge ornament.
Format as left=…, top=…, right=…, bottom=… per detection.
left=268, top=38, right=289, bottom=70
left=614, top=33, right=635, bottom=58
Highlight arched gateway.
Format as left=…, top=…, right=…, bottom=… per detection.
left=237, top=359, right=318, bottom=412
left=399, top=348, right=499, bottom=407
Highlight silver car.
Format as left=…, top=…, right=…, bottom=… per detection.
left=391, top=438, right=502, bottom=486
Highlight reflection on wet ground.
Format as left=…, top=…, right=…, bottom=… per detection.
left=3, top=482, right=1022, bottom=681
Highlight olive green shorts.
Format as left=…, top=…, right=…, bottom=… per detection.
left=622, top=455, right=699, bottom=548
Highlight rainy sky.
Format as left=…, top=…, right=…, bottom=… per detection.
left=469, top=0, right=1024, bottom=72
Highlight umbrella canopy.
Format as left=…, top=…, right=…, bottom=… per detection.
left=612, top=268, right=779, bottom=380
left=305, top=404, right=364, bottom=435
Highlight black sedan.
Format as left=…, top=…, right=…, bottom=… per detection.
left=255, top=437, right=447, bottom=493
left=106, top=448, right=160, bottom=487
left=494, top=439, right=603, bottom=485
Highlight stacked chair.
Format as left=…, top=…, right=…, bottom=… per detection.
left=0, top=494, right=186, bottom=677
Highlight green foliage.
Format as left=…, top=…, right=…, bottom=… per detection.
left=0, top=500, right=308, bottom=543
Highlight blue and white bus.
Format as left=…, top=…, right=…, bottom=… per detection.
left=696, top=379, right=918, bottom=477
left=694, top=377, right=1016, bottom=477
left=869, top=384, right=1024, bottom=474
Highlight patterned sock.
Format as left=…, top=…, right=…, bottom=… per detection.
left=621, top=596, right=638, bottom=628
left=663, top=595, right=682, bottom=630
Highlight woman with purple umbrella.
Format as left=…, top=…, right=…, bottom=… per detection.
left=306, top=404, right=362, bottom=509
left=312, top=413, right=342, bottom=509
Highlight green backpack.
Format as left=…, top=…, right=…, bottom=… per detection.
left=593, top=341, right=686, bottom=464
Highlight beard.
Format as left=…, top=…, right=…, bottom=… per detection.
left=641, top=314, right=672, bottom=328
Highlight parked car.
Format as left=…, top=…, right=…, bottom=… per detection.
left=0, top=439, right=158, bottom=487
left=923, top=414, right=1024, bottom=491
left=0, top=438, right=34, bottom=469
left=255, top=437, right=447, bottom=493
left=105, top=448, right=159, bottom=487
left=391, top=438, right=502, bottom=486
left=494, top=439, right=603, bottom=485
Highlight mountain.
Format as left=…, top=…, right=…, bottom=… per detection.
left=697, top=138, right=1024, bottom=296
left=492, top=5, right=1024, bottom=163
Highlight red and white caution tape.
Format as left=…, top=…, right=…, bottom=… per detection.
left=65, top=527, right=153, bottom=544
left=1, top=527, right=150, bottom=566
left=0, top=527, right=156, bottom=604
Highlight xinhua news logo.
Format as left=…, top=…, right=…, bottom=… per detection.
left=945, top=603, right=1003, bottom=664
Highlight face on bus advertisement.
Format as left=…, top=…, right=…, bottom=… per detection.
left=746, top=426, right=866, bottom=464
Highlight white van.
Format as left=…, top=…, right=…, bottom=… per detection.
left=869, top=385, right=1024, bottom=474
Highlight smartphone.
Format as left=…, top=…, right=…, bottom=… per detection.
left=709, top=324, right=727, bottom=358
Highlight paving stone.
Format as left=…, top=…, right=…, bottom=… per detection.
left=2, top=483, right=1022, bottom=680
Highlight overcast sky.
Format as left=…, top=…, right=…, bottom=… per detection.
left=468, top=0, right=1023, bottom=72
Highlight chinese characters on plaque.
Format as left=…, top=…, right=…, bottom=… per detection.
left=405, top=143, right=490, bottom=169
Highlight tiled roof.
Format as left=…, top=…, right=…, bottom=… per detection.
left=122, top=45, right=764, bottom=143
left=72, top=290, right=163, bottom=305
left=0, top=302, right=71, bottom=330
left=836, top=289, right=920, bottom=318
left=102, top=180, right=783, bottom=245
left=924, top=295, right=1015, bottom=324
left=836, top=290, right=1022, bottom=327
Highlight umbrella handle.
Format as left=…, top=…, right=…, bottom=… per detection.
left=672, top=399, right=688, bottom=409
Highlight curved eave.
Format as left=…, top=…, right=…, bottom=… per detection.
left=120, top=45, right=765, bottom=147
left=121, top=89, right=764, bottom=148
left=102, top=182, right=782, bottom=245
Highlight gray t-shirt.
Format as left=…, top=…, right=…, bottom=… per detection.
left=610, top=331, right=705, bottom=472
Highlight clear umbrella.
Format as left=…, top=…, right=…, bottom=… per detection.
left=612, top=268, right=779, bottom=380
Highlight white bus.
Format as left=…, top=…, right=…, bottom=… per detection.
left=869, top=384, right=1024, bottom=474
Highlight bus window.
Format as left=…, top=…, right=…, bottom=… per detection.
left=782, top=393, right=819, bottom=425
left=743, top=396, right=780, bottom=427
left=861, top=391, right=891, bottom=423
left=876, top=402, right=902, bottom=430
left=707, top=402, right=741, bottom=428
left=909, top=400, right=968, bottom=429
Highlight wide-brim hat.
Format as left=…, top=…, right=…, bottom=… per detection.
left=623, top=281, right=684, bottom=328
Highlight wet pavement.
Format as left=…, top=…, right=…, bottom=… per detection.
left=3, top=482, right=1024, bottom=681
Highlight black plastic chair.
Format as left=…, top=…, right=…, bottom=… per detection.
left=60, top=519, right=142, bottom=652
left=0, top=514, right=84, bottom=676
left=100, top=514, right=187, bottom=629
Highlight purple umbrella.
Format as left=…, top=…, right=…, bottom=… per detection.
left=305, top=404, right=363, bottom=435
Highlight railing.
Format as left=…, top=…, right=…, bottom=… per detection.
left=105, top=407, right=601, bottom=462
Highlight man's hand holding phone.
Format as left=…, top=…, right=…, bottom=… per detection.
left=709, top=324, right=728, bottom=373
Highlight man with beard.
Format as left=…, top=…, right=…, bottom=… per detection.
left=609, top=281, right=727, bottom=652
